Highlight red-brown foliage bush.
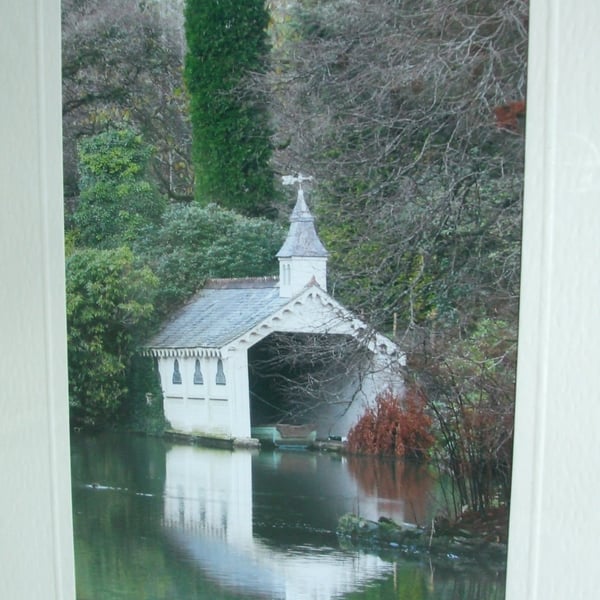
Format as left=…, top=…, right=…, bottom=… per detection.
left=347, top=387, right=434, bottom=459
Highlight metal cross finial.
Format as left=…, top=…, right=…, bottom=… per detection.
left=282, top=173, right=314, bottom=189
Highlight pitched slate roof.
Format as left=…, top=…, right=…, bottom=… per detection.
left=147, top=277, right=289, bottom=350
left=276, top=188, right=328, bottom=258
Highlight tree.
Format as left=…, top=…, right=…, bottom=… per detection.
left=62, top=0, right=193, bottom=204
left=138, top=203, right=285, bottom=313
left=265, top=0, right=527, bottom=514
left=425, top=318, right=517, bottom=513
left=72, top=127, right=166, bottom=248
left=184, top=0, right=277, bottom=216
left=66, top=247, right=159, bottom=429
left=268, top=0, right=526, bottom=330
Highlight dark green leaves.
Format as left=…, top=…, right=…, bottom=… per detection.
left=66, top=247, right=158, bottom=429
left=184, top=0, right=276, bottom=216
left=73, top=127, right=166, bottom=247
left=139, top=203, right=285, bottom=312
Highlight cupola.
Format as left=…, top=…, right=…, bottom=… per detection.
left=277, top=175, right=328, bottom=298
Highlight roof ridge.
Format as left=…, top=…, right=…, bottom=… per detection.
left=205, top=276, right=279, bottom=289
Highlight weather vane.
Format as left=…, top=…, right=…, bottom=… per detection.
left=281, top=173, right=314, bottom=190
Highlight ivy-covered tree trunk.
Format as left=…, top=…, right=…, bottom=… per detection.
left=184, top=0, right=276, bottom=217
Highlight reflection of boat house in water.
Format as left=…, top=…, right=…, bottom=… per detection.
left=163, top=446, right=394, bottom=598
left=146, top=178, right=404, bottom=446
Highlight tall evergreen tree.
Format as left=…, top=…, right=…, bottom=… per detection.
left=184, top=0, right=276, bottom=217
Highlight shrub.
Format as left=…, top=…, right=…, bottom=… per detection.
left=347, top=388, right=434, bottom=459
left=426, top=317, right=516, bottom=514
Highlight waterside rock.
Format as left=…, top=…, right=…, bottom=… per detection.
left=336, top=513, right=507, bottom=567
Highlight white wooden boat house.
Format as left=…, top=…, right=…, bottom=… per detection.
left=145, top=177, right=404, bottom=446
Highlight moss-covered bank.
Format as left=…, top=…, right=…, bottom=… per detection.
left=337, top=511, right=508, bottom=569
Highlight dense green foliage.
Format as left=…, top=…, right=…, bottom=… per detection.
left=65, top=126, right=283, bottom=430
left=138, top=203, right=285, bottom=312
left=184, top=0, right=276, bottom=216
left=66, top=128, right=166, bottom=429
left=73, top=127, right=166, bottom=247
left=66, top=247, right=158, bottom=429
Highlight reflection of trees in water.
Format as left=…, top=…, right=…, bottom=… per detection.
left=72, top=434, right=505, bottom=598
left=387, top=561, right=505, bottom=600
left=347, top=456, right=435, bottom=526
left=437, top=574, right=506, bottom=600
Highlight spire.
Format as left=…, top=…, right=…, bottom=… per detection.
left=276, top=186, right=328, bottom=258
left=277, top=174, right=328, bottom=297
left=290, top=186, right=312, bottom=221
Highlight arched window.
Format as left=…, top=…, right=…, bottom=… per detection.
left=172, top=359, right=182, bottom=384
left=215, top=359, right=226, bottom=385
left=193, top=359, right=204, bottom=385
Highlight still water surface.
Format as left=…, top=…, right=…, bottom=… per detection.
left=71, top=433, right=505, bottom=599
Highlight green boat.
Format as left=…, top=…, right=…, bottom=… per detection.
left=251, top=424, right=317, bottom=449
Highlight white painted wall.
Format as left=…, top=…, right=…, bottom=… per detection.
left=506, top=2, right=600, bottom=598
left=316, top=360, right=405, bottom=439
left=278, top=256, right=327, bottom=297
left=159, top=352, right=252, bottom=439
left=0, top=2, right=76, bottom=598
left=227, top=349, right=253, bottom=438
left=160, top=355, right=230, bottom=435
left=156, top=290, right=402, bottom=441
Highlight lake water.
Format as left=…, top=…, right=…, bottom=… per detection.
left=71, top=433, right=506, bottom=599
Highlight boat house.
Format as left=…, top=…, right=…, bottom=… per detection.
left=145, top=179, right=404, bottom=446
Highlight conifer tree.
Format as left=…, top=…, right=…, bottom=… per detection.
left=184, top=0, right=276, bottom=217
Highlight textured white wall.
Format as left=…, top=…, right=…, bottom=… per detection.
left=0, top=1, right=75, bottom=598
left=506, top=1, right=600, bottom=598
